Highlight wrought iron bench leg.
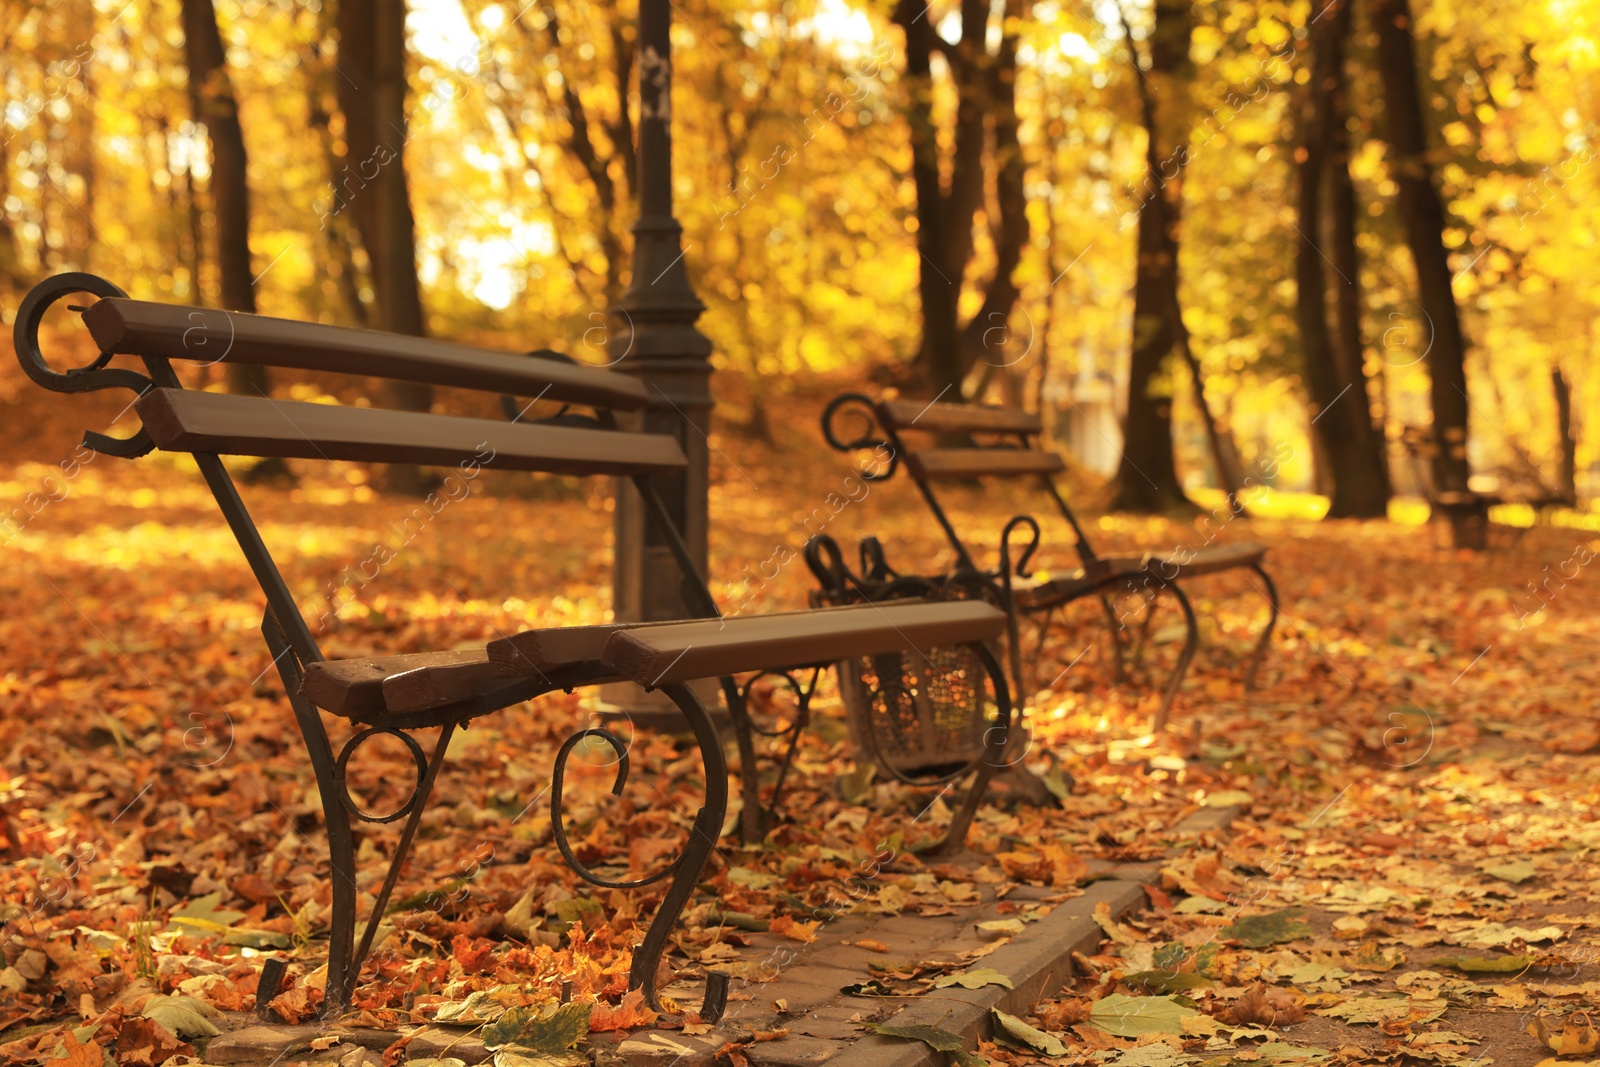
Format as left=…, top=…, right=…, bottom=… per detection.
left=720, top=677, right=766, bottom=844
left=762, top=669, right=821, bottom=816
left=347, top=722, right=459, bottom=978
left=261, top=613, right=360, bottom=1017
left=1151, top=583, right=1199, bottom=734
left=1098, top=594, right=1129, bottom=682
left=628, top=682, right=729, bottom=1017
left=550, top=682, right=729, bottom=1019
left=1242, top=563, right=1279, bottom=691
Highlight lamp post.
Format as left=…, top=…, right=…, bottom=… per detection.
left=604, top=0, right=715, bottom=719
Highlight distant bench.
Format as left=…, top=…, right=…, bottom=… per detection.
left=822, top=393, right=1280, bottom=731
left=13, top=273, right=1011, bottom=1020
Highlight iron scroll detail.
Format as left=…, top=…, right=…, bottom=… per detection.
left=820, top=392, right=899, bottom=482
left=13, top=273, right=158, bottom=458
left=334, top=727, right=430, bottom=824
left=549, top=727, right=688, bottom=890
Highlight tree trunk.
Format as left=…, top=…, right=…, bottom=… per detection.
left=1553, top=366, right=1578, bottom=505
left=894, top=0, right=963, bottom=398
left=181, top=0, right=269, bottom=398
left=1110, top=0, right=1196, bottom=513
left=1298, top=0, right=1388, bottom=517
left=340, top=0, right=434, bottom=493
left=960, top=0, right=1031, bottom=379
left=0, top=135, right=23, bottom=304
left=1371, top=0, right=1474, bottom=541
left=1323, top=0, right=1391, bottom=515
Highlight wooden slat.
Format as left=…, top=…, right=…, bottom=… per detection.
left=381, top=656, right=511, bottom=714
left=1134, top=541, right=1268, bottom=579
left=488, top=620, right=680, bottom=676
left=134, top=389, right=688, bottom=476
left=301, top=649, right=491, bottom=718
left=486, top=603, right=919, bottom=676
left=83, top=298, right=648, bottom=411
left=1013, top=558, right=1153, bottom=611
left=904, top=448, right=1064, bottom=480
left=600, top=601, right=1006, bottom=687
left=876, top=399, right=1042, bottom=436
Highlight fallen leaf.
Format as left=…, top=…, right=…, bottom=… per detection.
left=1479, top=858, right=1538, bottom=884
left=112, top=1016, right=194, bottom=1066
left=1459, top=923, right=1564, bottom=948
left=1433, top=954, right=1536, bottom=974
left=1529, top=1015, right=1600, bottom=1057
left=1087, top=994, right=1200, bottom=1037
left=140, top=994, right=223, bottom=1039
left=482, top=1002, right=592, bottom=1054
left=935, top=968, right=1014, bottom=990
left=589, top=990, right=657, bottom=1032
left=1221, top=909, right=1313, bottom=949
left=1215, top=983, right=1305, bottom=1027
left=769, top=915, right=819, bottom=943
left=991, top=1010, right=1068, bottom=1056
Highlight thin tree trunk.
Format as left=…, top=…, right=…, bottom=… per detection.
left=181, top=0, right=269, bottom=398
left=1553, top=366, right=1577, bottom=505
left=894, top=0, right=962, bottom=398
left=1371, top=0, right=1474, bottom=542
left=1111, top=0, right=1197, bottom=513
left=0, top=135, right=23, bottom=304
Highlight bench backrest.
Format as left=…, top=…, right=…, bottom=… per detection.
left=822, top=392, right=1099, bottom=573
left=13, top=272, right=706, bottom=672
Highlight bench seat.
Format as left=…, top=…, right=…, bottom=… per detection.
left=301, top=600, right=1007, bottom=722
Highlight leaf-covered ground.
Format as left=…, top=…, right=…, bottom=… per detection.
left=1, top=375, right=1599, bottom=1065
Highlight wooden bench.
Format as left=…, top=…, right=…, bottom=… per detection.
left=820, top=393, right=1280, bottom=731
left=1398, top=425, right=1569, bottom=549
left=13, top=273, right=1012, bottom=1021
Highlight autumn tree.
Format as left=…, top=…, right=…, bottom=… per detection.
left=180, top=0, right=267, bottom=399
left=1370, top=0, right=1474, bottom=539
left=338, top=0, right=434, bottom=493
left=1109, top=0, right=1196, bottom=513
left=892, top=0, right=1033, bottom=400
left=1295, top=0, right=1389, bottom=517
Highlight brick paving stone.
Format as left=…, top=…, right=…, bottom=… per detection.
left=748, top=1033, right=846, bottom=1067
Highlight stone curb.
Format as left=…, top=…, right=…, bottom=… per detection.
left=818, top=879, right=1145, bottom=1067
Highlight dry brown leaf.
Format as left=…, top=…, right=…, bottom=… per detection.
left=1214, top=983, right=1306, bottom=1027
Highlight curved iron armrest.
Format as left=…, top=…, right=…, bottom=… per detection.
left=12, top=273, right=176, bottom=458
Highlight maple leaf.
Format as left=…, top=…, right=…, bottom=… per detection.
left=45, top=1030, right=105, bottom=1067
left=588, top=990, right=657, bottom=1032
left=109, top=1016, right=193, bottom=1067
